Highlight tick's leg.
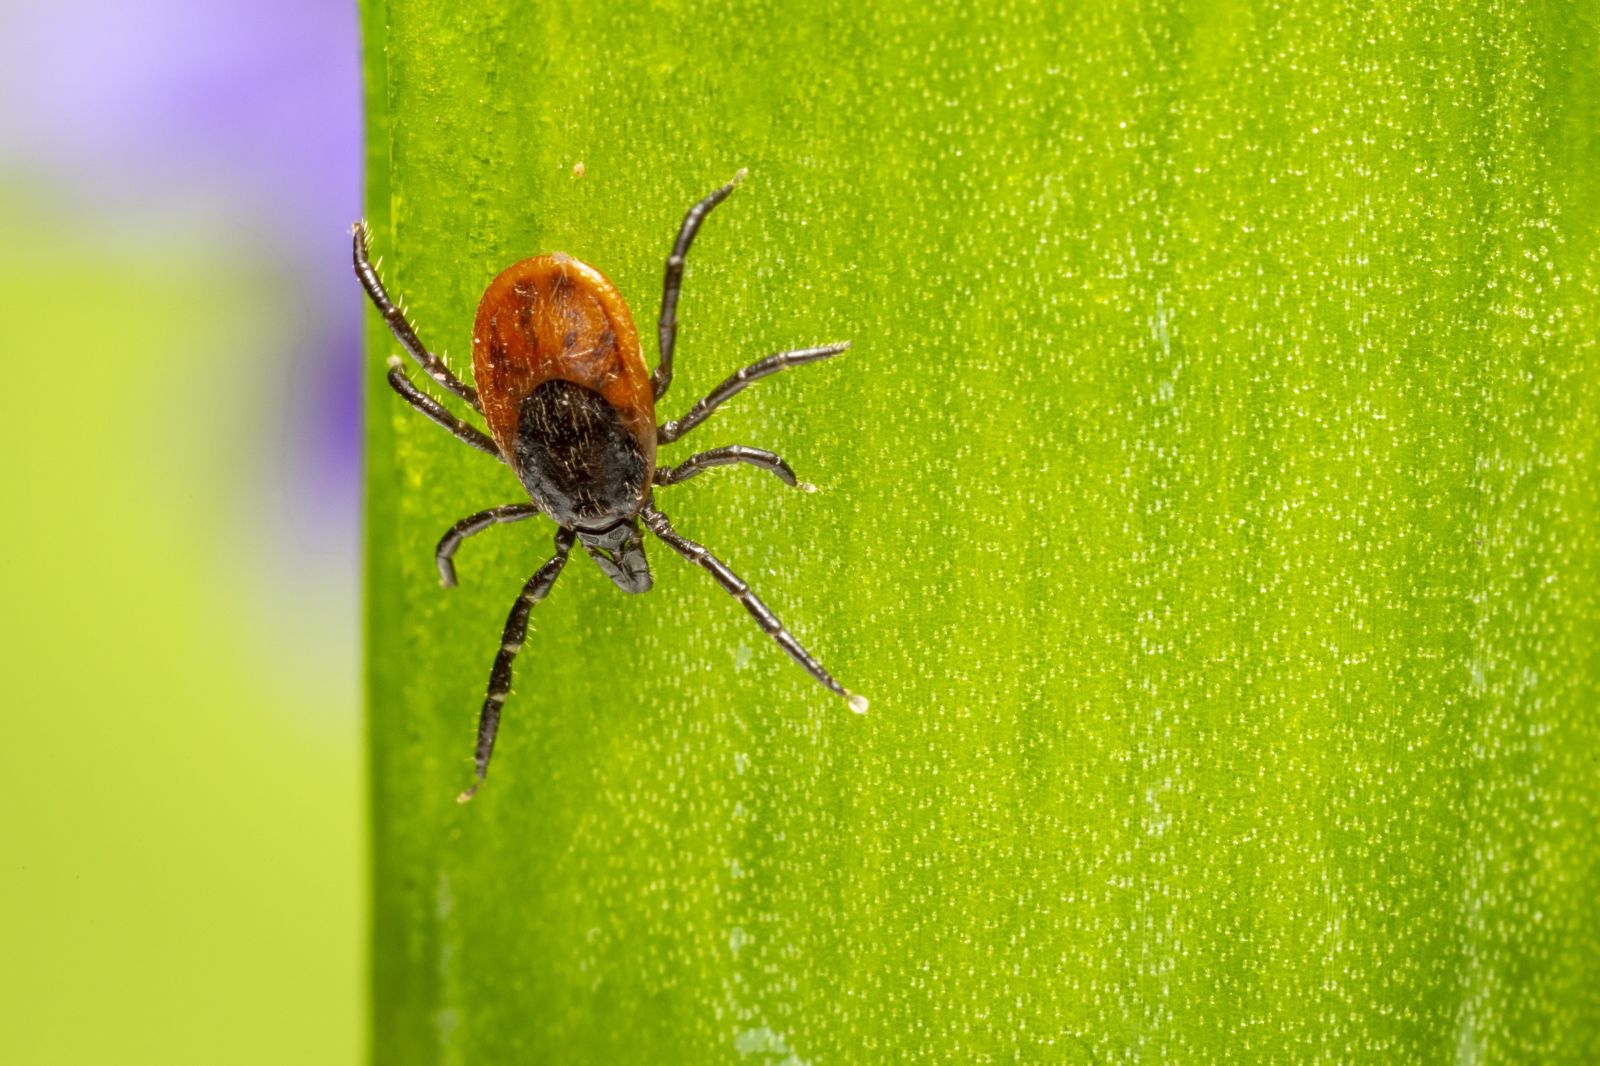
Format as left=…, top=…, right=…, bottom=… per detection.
left=459, top=527, right=576, bottom=803
left=353, top=220, right=482, bottom=412
left=653, top=170, right=746, bottom=401
left=640, top=505, right=866, bottom=714
left=657, top=343, right=850, bottom=444
left=654, top=445, right=812, bottom=491
left=386, top=357, right=502, bottom=460
left=436, top=503, right=542, bottom=588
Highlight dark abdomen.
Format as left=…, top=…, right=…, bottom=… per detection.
left=512, top=380, right=649, bottom=529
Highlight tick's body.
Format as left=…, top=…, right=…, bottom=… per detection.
left=474, top=256, right=657, bottom=528
left=354, top=173, right=865, bottom=801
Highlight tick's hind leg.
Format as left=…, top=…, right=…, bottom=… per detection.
left=385, top=358, right=502, bottom=459
left=459, top=528, right=576, bottom=803
left=640, top=505, right=865, bottom=714
left=353, top=220, right=482, bottom=412
left=436, top=503, right=542, bottom=587
left=657, top=343, right=851, bottom=444
left=653, top=170, right=746, bottom=401
left=654, top=445, right=813, bottom=491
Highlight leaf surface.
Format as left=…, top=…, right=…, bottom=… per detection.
left=364, top=2, right=1600, bottom=1059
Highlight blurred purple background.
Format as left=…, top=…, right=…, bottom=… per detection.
left=0, top=0, right=362, bottom=569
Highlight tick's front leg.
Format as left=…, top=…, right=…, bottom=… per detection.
left=458, top=527, right=576, bottom=803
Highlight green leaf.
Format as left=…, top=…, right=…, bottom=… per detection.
left=364, top=1, right=1600, bottom=1060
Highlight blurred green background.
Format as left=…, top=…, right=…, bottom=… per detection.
left=0, top=4, right=362, bottom=1063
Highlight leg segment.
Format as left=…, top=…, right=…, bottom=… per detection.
left=640, top=505, right=866, bottom=713
left=654, top=445, right=810, bottom=490
left=653, top=170, right=747, bottom=401
left=658, top=343, right=851, bottom=444
left=353, top=220, right=482, bottom=411
left=459, top=527, right=576, bottom=803
left=385, top=357, right=502, bottom=460
left=435, top=503, right=541, bottom=588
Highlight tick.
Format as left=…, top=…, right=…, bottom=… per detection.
left=354, top=171, right=867, bottom=801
